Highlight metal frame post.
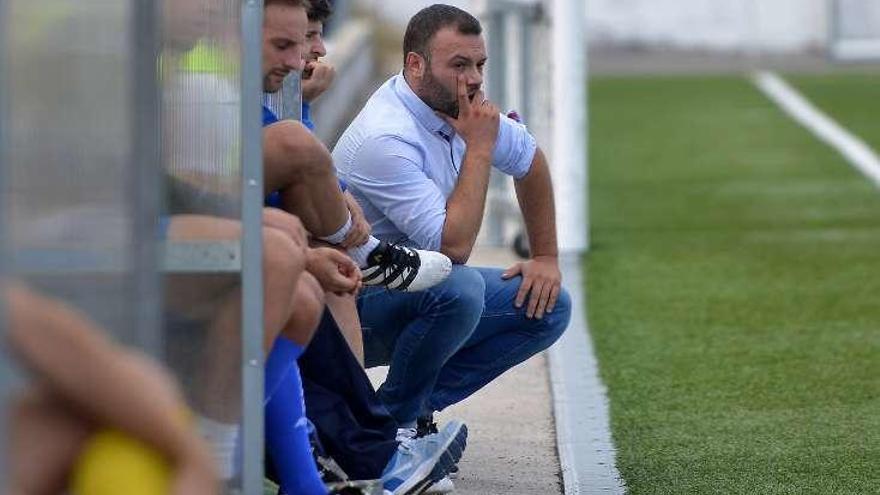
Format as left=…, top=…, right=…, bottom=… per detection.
left=552, top=0, right=589, bottom=252
left=0, top=0, right=9, bottom=484
left=130, top=0, right=163, bottom=357
left=485, top=10, right=509, bottom=247
left=281, top=73, right=303, bottom=121
left=519, top=10, right=534, bottom=123
left=486, top=11, right=507, bottom=118
left=241, top=0, right=265, bottom=492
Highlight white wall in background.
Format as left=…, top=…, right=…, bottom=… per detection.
left=363, top=0, right=833, bottom=53
left=360, top=0, right=476, bottom=29
left=587, top=0, right=828, bottom=52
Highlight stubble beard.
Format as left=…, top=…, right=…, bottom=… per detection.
left=263, top=73, right=283, bottom=94
left=420, top=66, right=459, bottom=119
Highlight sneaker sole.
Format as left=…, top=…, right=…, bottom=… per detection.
left=392, top=422, right=468, bottom=495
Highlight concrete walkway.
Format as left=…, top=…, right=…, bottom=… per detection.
left=437, top=352, right=561, bottom=495
left=439, top=248, right=562, bottom=495
left=368, top=248, right=564, bottom=495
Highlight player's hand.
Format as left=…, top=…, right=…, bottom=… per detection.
left=501, top=255, right=562, bottom=319
left=340, top=191, right=371, bottom=249
left=437, top=74, right=500, bottom=158
left=306, top=247, right=362, bottom=295
left=302, top=60, right=336, bottom=103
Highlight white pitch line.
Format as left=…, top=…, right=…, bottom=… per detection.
left=548, top=254, right=625, bottom=495
left=752, top=70, right=880, bottom=188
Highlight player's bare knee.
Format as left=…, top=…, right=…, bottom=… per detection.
left=282, top=273, right=325, bottom=345
left=262, top=227, right=305, bottom=283
left=298, top=272, right=325, bottom=310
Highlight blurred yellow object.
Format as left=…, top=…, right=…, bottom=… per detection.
left=71, top=429, right=172, bottom=495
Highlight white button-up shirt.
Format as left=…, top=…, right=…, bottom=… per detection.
left=333, top=74, right=537, bottom=251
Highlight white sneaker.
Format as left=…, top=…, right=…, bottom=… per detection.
left=396, top=427, right=459, bottom=493
left=382, top=421, right=467, bottom=495
left=423, top=475, right=455, bottom=493
left=362, top=242, right=452, bottom=292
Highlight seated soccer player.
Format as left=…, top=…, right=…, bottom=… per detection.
left=256, top=3, right=468, bottom=493
left=160, top=0, right=358, bottom=490
left=3, top=283, right=219, bottom=495
left=263, top=4, right=467, bottom=494
left=163, top=212, right=345, bottom=495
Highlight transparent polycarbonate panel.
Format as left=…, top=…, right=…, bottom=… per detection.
left=163, top=0, right=242, bottom=215
left=1, top=0, right=146, bottom=343
left=160, top=0, right=249, bottom=488
left=263, top=72, right=302, bottom=121
left=1, top=0, right=161, bottom=487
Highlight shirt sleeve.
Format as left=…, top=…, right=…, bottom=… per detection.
left=346, top=135, right=447, bottom=251
left=262, top=105, right=280, bottom=127
left=301, top=102, right=315, bottom=131
left=492, top=114, right=538, bottom=179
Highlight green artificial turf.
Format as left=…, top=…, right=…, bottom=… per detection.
left=787, top=72, right=880, bottom=152
left=586, top=76, right=880, bottom=494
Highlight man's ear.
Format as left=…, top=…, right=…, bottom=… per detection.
left=405, top=52, right=426, bottom=79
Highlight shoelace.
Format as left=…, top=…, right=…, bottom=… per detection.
left=375, top=243, right=420, bottom=290
left=396, top=427, right=417, bottom=444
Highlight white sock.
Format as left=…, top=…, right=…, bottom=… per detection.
left=350, top=236, right=381, bottom=268
left=319, top=214, right=381, bottom=267
left=197, top=416, right=239, bottom=480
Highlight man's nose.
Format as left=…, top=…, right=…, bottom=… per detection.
left=466, top=66, right=483, bottom=87
left=314, top=36, right=327, bottom=58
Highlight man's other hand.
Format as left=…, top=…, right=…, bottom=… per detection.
left=306, top=247, right=362, bottom=295
left=501, top=255, right=562, bottom=319
left=302, top=60, right=336, bottom=103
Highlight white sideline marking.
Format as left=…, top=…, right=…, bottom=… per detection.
left=548, top=254, right=625, bottom=495
left=752, top=71, right=880, bottom=188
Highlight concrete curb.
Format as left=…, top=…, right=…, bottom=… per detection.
left=547, top=254, right=625, bottom=494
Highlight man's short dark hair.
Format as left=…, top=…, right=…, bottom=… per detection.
left=403, top=4, right=482, bottom=64
left=307, top=0, right=333, bottom=22
left=265, top=0, right=311, bottom=11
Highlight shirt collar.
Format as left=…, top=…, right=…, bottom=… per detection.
left=393, top=73, right=455, bottom=139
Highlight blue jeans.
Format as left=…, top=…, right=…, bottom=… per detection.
left=357, top=265, right=572, bottom=424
